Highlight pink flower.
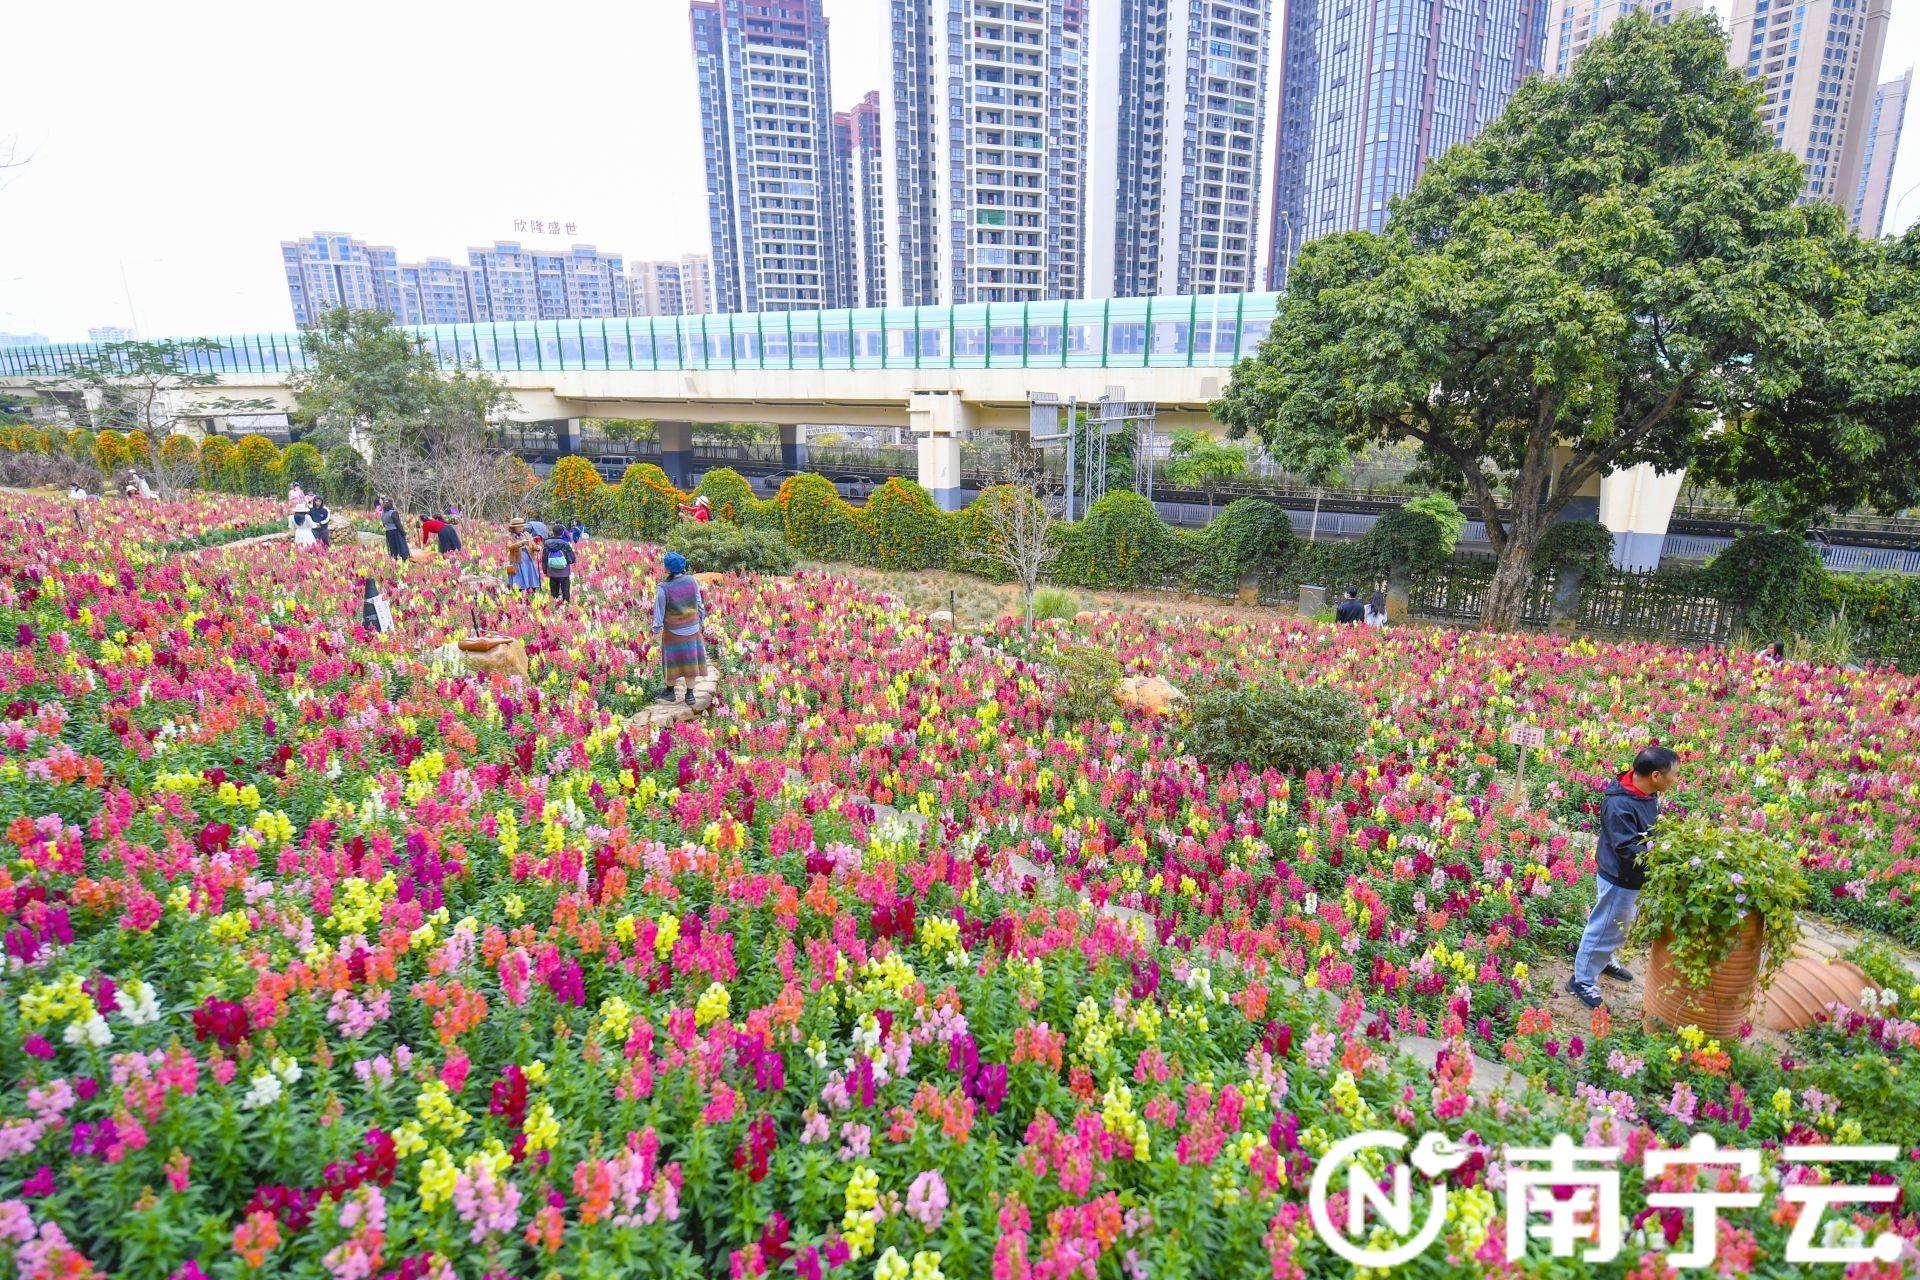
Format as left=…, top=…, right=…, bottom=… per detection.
left=905, top=1170, right=948, bottom=1231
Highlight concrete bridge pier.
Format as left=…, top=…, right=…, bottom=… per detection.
left=1600, top=464, right=1686, bottom=571
left=909, top=390, right=972, bottom=511
left=659, top=421, right=694, bottom=489
left=779, top=424, right=807, bottom=472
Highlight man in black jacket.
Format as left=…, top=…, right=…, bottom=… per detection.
left=1567, top=745, right=1679, bottom=1010
left=1333, top=589, right=1365, bottom=624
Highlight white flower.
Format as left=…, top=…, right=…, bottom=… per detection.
left=271, top=1054, right=302, bottom=1085
left=64, top=1014, right=112, bottom=1047
left=241, top=1070, right=283, bottom=1110
left=118, top=978, right=162, bottom=1027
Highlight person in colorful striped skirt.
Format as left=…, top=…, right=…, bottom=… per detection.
left=651, top=551, right=709, bottom=704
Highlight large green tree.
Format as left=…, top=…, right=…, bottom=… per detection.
left=1691, top=225, right=1920, bottom=528
left=290, top=307, right=512, bottom=453
left=1212, top=14, right=1869, bottom=628
left=1165, top=428, right=1248, bottom=517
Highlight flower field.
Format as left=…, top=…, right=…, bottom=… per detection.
left=2, top=491, right=1919, bottom=1279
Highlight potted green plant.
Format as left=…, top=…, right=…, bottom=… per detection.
left=1634, top=818, right=1806, bottom=1036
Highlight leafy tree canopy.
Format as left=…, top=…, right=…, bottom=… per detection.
left=290, top=308, right=512, bottom=452
left=1212, top=13, right=1886, bottom=625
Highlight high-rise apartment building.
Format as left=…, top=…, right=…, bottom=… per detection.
left=678, top=254, right=715, bottom=314
left=629, top=255, right=717, bottom=317
left=837, top=91, right=888, bottom=307
left=1852, top=67, right=1911, bottom=235
left=395, top=258, right=480, bottom=325
left=467, top=242, right=539, bottom=322
left=1088, top=0, right=1276, bottom=298
left=888, top=0, right=1090, bottom=305
left=1544, top=0, right=1701, bottom=77
left=1730, top=0, right=1892, bottom=209
left=692, top=0, right=848, bottom=312
left=1266, top=0, right=1534, bottom=287
left=87, top=326, right=136, bottom=343
left=281, top=233, right=395, bottom=326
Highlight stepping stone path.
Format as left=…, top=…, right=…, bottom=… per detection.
left=625, top=672, right=722, bottom=732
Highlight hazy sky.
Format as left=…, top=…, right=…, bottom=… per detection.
left=3, top=0, right=1916, bottom=341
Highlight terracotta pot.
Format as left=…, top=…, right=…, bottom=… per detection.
left=1643, top=915, right=1765, bottom=1038
left=1761, top=958, right=1871, bottom=1032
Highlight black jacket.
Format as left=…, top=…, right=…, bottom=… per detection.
left=1334, top=598, right=1365, bottom=624
left=1596, top=775, right=1660, bottom=890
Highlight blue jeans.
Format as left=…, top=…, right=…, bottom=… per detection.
left=1574, top=880, right=1640, bottom=988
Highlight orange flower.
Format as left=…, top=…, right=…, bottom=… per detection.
left=233, top=1210, right=281, bottom=1269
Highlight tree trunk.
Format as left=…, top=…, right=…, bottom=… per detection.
left=1024, top=588, right=1035, bottom=638
left=1484, top=519, right=1543, bottom=631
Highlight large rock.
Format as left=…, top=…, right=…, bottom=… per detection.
left=1116, top=675, right=1185, bottom=715
left=457, top=636, right=528, bottom=681
left=694, top=572, right=727, bottom=588
left=928, top=609, right=954, bottom=629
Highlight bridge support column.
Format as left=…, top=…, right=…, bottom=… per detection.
left=1599, top=464, right=1686, bottom=572
left=555, top=419, right=581, bottom=457
left=658, top=421, right=694, bottom=489
left=908, top=391, right=973, bottom=510
left=779, top=424, right=807, bottom=472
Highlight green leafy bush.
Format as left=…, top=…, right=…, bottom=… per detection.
left=1187, top=676, right=1365, bottom=776
left=280, top=441, right=325, bottom=494
left=547, top=456, right=608, bottom=525
left=1530, top=519, right=1617, bottom=575
left=865, top=478, right=954, bottom=570
left=1194, top=499, right=1299, bottom=595
left=1366, top=503, right=1452, bottom=578
left=1045, top=645, right=1121, bottom=727
left=778, top=472, right=873, bottom=562
left=1708, top=531, right=1827, bottom=638
left=1062, top=491, right=1176, bottom=589
left=950, top=484, right=1024, bottom=582
left=1631, top=818, right=1806, bottom=989
left=605, top=463, right=683, bottom=540
left=321, top=444, right=368, bottom=505
left=1403, top=493, right=1466, bottom=555
left=663, top=520, right=796, bottom=574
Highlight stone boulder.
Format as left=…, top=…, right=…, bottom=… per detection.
left=928, top=609, right=954, bottom=629
left=457, top=635, right=528, bottom=681
left=1116, top=675, right=1185, bottom=715
left=694, top=572, right=727, bottom=589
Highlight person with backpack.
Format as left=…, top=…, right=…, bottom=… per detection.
left=541, top=523, right=577, bottom=603
left=1567, top=744, right=1681, bottom=1010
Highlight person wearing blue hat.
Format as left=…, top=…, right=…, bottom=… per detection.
left=651, top=550, right=709, bottom=703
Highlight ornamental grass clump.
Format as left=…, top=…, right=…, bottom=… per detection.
left=1633, top=818, right=1807, bottom=989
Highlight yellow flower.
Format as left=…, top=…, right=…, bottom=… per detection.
left=695, top=982, right=731, bottom=1028
left=418, top=1147, right=458, bottom=1209
left=524, top=1101, right=561, bottom=1153
left=875, top=1248, right=909, bottom=1280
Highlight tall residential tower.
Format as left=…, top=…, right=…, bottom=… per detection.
left=887, top=0, right=1090, bottom=304
left=1852, top=68, right=1911, bottom=235
left=1729, top=0, right=1893, bottom=210
left=692, top=0, right=848, bottom=312
left=1266, top=0, right=1535, bottom=287
left=1544, top=0, right=1702, bottom=76
left=1087, top=0, right=1277, bottom=298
